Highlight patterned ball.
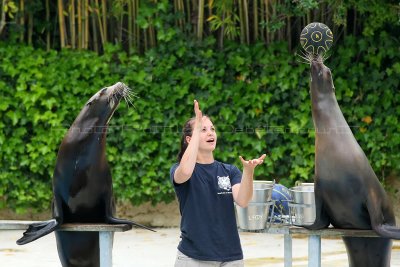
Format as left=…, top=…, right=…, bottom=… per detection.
left=269, top=184, right=292, bottom=220
left=300, top=22, right=333, bottom=55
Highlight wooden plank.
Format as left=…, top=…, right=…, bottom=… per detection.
left=0, top=220, right=132, bottom=232
left=249, top=224, right=381, bottom=238
left=287, top=226, right=380, bottom=237
left=0, top=220, right=38, bottom=230
left=60, top=223, right=132, bottom=232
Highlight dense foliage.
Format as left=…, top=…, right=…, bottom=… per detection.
left=1, top=1, right=399, bottom=53
left=0, top=30, right=399, bottom=212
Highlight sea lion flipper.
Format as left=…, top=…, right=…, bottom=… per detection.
left=374, top=224, right=400, bottom=240
left=16, top=219, right=59, bottom=245
left=107, top=217, right=156, bottom=232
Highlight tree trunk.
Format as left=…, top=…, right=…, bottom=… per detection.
left=101, top=0, right=107, bottom=42
left=243, top=0, right=249, bottom=44
left=19, top=0, right=25, bottom=42
left=28, top=10, right=33, bottom=45
left=58, top=0, right=66, bottom=48
left=46, top=0, right=50, bottom=50
left=70, top=0, right=76, bottom=49
left=197, top=0, right=204, bottom=40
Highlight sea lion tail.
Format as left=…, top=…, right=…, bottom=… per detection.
left=16, top=219, right=59, bottom=245
left=130, top=221, right=156, bottom=232
left=107, top=217, right=156, bottom=232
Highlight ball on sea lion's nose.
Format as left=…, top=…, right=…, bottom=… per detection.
left=300, top=22, right=333, bottom=55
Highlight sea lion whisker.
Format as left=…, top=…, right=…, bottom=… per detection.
left=127, top=92, right=139, bottom=100
left=296, top=54, right=314, bottom=65
left=124, top=86, right=132, bottom=93
left=117, top=85, right=138, bottom=109
left=296, top=52, right=311, bottom=63
left=308, top=53, right=318, bottom=63
left=296, top=58, right=313, bottom=65
left=299, top=49, right=309, bottom=57
left=127, top=94, right=137, bottom=105
left=113, top=83, right=129, bottom=99
left=126, top=98, right=136, bottom=109
left=125, top=94, right=133, bottom=104
left=123, top=96, right=130, bottom=107
left=316, top=54, right=325, bottom=63
left=123, top=94, right=133, bottom=107
left=124, top=95, right=137, bottom=110
left=123, top=84, right=132, bottom=93
left=121, top=85, right=137, bottom=101
left=125, top=93, right=139, bottom=108
left=299, top=49, right=314, bottom=60
left=129, top=94, right=139, bottom=100
left=297, top=50, right=318, bottom=65
left=126, top=89, right=138, bottom=99
left=296, top=53, right=310, bottom=62
left=298, top=60, right=312, bottom=65
left=322, top=53, right=331, bottom=62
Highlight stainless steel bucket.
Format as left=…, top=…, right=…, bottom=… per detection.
left=289, top=184, right=316, bottom=226
left=252, top=181, right=274, bottom=202
left=235, top=181, right=274, bottom=230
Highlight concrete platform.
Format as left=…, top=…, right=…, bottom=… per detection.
left=1, top=228, right=400, bottom=266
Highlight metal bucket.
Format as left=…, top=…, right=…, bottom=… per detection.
left=289, top=184, right=316, bottom=226
left=235, top=181, right=274, bottom=230
left=251, top=181, right=274, bottom=202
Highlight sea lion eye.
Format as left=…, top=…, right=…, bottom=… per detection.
left=100, top=88, right=107, bottom=95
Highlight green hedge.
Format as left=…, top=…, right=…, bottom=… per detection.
left=1, top=32, right=399, bottom=212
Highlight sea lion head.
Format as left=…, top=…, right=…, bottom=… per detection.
left=83, top=82, right=131, bottom=125
left=67, top=82, right=133, bottom=141
left=310, top=59, right=335, bottom=95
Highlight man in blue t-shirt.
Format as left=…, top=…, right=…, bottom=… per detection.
left=170, top=100, right=266, bottom=266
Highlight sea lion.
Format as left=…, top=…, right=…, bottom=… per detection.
left=16, top=82, right=153, bottom=266
left=306, top=59, right=400, bottom=267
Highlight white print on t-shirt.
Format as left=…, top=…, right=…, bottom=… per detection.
left=217, top=176, right=232, bottom=191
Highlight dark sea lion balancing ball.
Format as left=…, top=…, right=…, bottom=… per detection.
left=300, top=22, right=333, bottom=55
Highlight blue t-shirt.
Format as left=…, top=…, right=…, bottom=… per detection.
left=170, top=160, right=243, bottom=261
